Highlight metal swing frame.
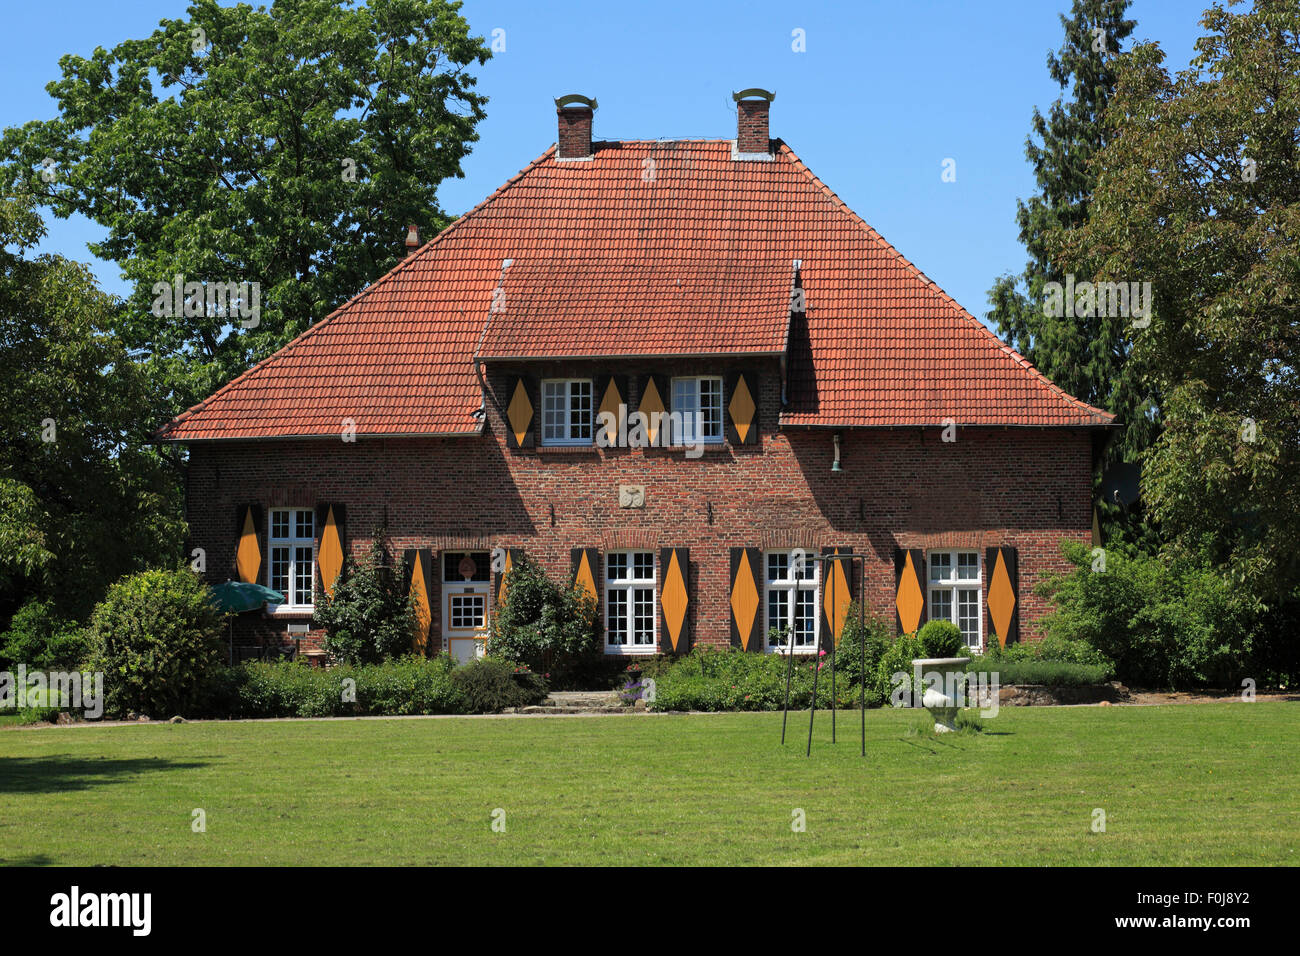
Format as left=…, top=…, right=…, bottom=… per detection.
left=778, top=552, right=867, bottom=756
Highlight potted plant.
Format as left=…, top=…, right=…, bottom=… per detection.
left=511, top=664, right=533, bottom=686
left=624, top=662, right=643, bottom=683
left=912, top=620, right=971, bottom=733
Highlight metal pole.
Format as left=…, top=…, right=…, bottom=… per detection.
left=807, top=624, right=821, bottom=757
left=829, top=555, right=837, bottom=744
left=859, top=557, right=866, bottom=757
left=781, top=629, right=795, bottom=745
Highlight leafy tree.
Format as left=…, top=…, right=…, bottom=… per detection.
left=86, top=566, right=226, bottom=717
left=486, top=557, right=600, bottom=672
left=987, top=1, right=1150, bottom=470
left=313, top=532, right=414, bottom=664
left=0, top=0, right=490, bottom=408
left=1060, top=0, right=1300, bottom=612
left=0, top=194, right=184, bottom=624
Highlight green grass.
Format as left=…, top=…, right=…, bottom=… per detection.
left=1, top=703, right=1297, bottom=865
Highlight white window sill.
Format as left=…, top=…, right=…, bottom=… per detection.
left=265, top=604, right=314, bottom=617
left=604, top=646, right=659, bottom=656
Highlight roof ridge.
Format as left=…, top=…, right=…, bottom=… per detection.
left=155, top=146, right=561, bottom=439
left=775, top=142, right=1113, bottom=423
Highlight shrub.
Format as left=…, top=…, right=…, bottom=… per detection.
left=966, top=658, right=1112, bottom=687
left=486, top=556, right=600, bottom=674
left=0, top=599, right=88, bottom=671
left=873, top=634, right=924, bottom=706
left=86, top=567, right=226, bottom=717
left=648, top=645, right=844, bottom=712
left=313, top=533, right=415, bottom=665
left=918, top=619, right=964, bottom=659
left=824, top=604, right=892, bottom=706
left=354, top=654, right=466, bottom=715
left=1038, top=540, right=1254, bottom=688
left=200, top=655, right=527, bottom=718
left=450, top=656, right=548, bottom=713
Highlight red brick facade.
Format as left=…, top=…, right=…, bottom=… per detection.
left=190, top=357, right=1095, bottom=658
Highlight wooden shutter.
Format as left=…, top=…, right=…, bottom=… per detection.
left=235, top=503, right=263, bottom=584
left=504, top=375, right=536, bottom=449
left=637, top=373, right=670, bottom=447
left=594, top=374, right=629, bottom=448
left=493, top=548, right=526, bottom=608
left=729, top=547, right=762, bottom=651
left=820, top=547, right=854, bottom=650
left=725, top=370, right=760, bottom=446
left=894, top=548, right=927, bottom=636
left=985, top=546, right=1020, bottom=646
left=402, top=549, right=435, bottom=655
left=571, top=548, right=601, bottom=614
left=659, top=547, right=690, bottom=654
left=315, top=503, right=347, bottom=598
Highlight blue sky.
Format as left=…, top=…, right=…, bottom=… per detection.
left=1, top=0, right=1206, bottom=329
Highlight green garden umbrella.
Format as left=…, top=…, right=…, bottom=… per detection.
left=210, top=580, right=283, bottom=613
left=210, top=582, right=285, bottom=664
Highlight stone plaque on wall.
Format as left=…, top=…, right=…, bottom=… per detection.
left=618, top=485, right=646, bottom=509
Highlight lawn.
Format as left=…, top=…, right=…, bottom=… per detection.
left=1, top=703, right=1297, bottom=866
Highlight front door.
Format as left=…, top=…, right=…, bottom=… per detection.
left=442, top=551, right=490, bottom=663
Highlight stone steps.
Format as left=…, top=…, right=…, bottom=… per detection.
left=508, top=690, right=633, bottom=716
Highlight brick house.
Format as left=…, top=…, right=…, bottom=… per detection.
left=157, top=90, right=1114, bottom=664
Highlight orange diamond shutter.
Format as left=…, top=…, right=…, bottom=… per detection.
left=725, top=371, right=760, bottom=446
left=403, top=549, right=435, bottom=655
left=985, top=547, right=1020, bottom=646
left=594, top=375, right=629, bottom=448
left=234, top=504, right=264, bottom=584
left=894, top=548, right=927, bottom=636
left=659, top=547, right=690, bottom=654
left=571, top=548, right=601, bottom=616
left=729, top=547, right=762, bottom=651
left=504, top=375, right=536, bottom=449
left=315, top=503, right=347, bottom=598
left=820, top=547, right=854, bottom=650
left=494, top=548, right=525, bottom=609
left=637, top=374, right=670, bottom=447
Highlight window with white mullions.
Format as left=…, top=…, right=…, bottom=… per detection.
left=670, top=376, right=723, bottom=445
left=765, top=550, right=819, bottom=654
left=604, top=550, right=656, bottom=654
left=928, top=550, right=982, bottom=649
left=541, top=378, right=593, bottom=445
left=269, top=508, right=315, bottom=608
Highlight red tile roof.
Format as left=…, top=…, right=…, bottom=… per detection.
left=157, top=139, right=1113, bottom=441
left=478, top=258, right=791, bottom=358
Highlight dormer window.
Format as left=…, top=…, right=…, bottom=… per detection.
left=671, top=376, right=724, bottom=444
left=541, top=378, right=593, bottom=445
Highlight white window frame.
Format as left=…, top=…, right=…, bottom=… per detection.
left=670, top=376, right=724, bottom=445
left=927, top=549, right=983, bottom=650
left=603, top=550, right=658, bottom=656
left=267, top=507, right=315, bottom=612
left=541, top=378, right=594, bottom=446
left=764, top=550, right=820, bottom=654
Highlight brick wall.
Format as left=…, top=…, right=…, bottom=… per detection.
left=187, top=359, right=1094, bottom=656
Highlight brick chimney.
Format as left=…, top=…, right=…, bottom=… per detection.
left=733, top=88, right=775, bottom=155
left=402, top=224, right=420, bottom=257
left=555, top=94, right=597, bottom=159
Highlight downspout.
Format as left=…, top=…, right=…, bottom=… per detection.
left=471, top=258, right=515, bottom=429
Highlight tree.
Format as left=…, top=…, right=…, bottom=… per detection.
left=1061, top=0, right=1300, bottom=611
left=313, top=532, right=414, bottom=664
left=986, top=1, right=1149, bottom=468
left=0, top=0, right=490, bottom=408
left=0, top=194, right=184, bottom=624
left=487, top=557, right=600, bottom=672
